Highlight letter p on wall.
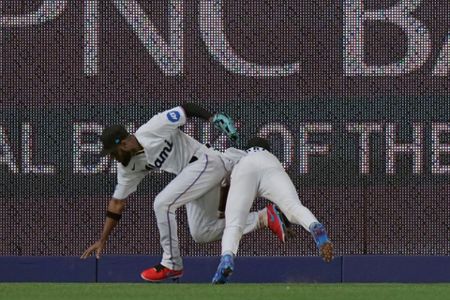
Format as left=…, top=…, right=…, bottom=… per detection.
left=0, top=1, right=67, bottom=27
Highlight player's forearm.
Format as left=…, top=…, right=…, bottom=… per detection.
left=181, top=102, right=213, bottom=121
left=99, top=217, right=118, bottom=242
left=218, top=183, right=230, bottom=219
left=100, top=198, right=127, bottom=241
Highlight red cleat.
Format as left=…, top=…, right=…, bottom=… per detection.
left=140, top=264, right=183, bottom=282
left=267, top=204, right=287, bottom=243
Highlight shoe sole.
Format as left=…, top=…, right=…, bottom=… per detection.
left=320, top=242, right=334, bottom=263
left=223, top=266, right=233, bottom=277
left=217, top=267, right=233, bottom=284
left=212, top=267, right=233, bottom=284
left=270, top=205, right=286, bottom=243
left=285, top=227, right=296, bottom=240
left=140, top=273, right=183, bottom=283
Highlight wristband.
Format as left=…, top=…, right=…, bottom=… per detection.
left=106, top=211, right=122, bottom=221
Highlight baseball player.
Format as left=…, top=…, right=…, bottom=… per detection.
left=212, top=137, right=334, bottom=284
left=80, top=104, right=288, bottom=282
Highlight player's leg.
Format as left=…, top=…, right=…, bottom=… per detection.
left=260, top=167, right=319, bottom=230
left=185, top=185, right=223, bottom=242
left=221, top=166, right=258, bottom=256
left=185, top=186, right=260, bottom=243
left=212, top=160, right=258, bottom=284
left=142, top=153, right=227, bottom=282
left=258, top=153, right=333, bottom=262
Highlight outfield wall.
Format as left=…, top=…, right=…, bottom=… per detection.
left=1, top=256, right=450, bottom=283
left=1, top=1, right=450, bottom=260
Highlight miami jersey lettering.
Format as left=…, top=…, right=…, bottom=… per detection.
left=133, top=106, right=204, bottom=175
left=154, top=140, right=174, bottom=168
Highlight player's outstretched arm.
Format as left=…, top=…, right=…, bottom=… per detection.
left=180, top=102, right=239, bottom=143
left=217, top=179, right=230, bottom=219
left=80, top=198, right=127, bottom=259
left=181, top=102, right=214, bottom=120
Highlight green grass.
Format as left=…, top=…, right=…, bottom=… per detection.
left=1, top=283, right=449, bottom=300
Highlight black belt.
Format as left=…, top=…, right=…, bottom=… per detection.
left=189, top=155, right=198, bottom=164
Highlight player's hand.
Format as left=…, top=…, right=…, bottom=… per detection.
left=80, top=240, right=106, bottom=259
left=212, top=113, right=240, bottom=144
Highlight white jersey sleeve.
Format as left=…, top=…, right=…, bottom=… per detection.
left=112, top=161, right=149, bottom=200
left=113, top=183, right=140, bottom=200
left=135, top=106, right=187, bottom=140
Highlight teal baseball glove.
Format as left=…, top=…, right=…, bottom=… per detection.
left=212, top=113, right=239, bottom=144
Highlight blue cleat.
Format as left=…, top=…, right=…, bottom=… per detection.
left=309, top=222, right=334, bottom=263
left=212, top=254, right=234, bottom=284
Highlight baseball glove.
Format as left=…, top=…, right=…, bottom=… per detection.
left=212, top=112, right=239, bottom=143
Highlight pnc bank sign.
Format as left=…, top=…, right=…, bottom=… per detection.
left=1, top=0, right=449, bottom=77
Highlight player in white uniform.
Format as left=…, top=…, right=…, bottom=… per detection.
left=80, top=104, right=288, bottom=282
left=212, top=137, right=334, bottom=284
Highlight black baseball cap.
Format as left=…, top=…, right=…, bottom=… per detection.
left=100, top=124, right=130, bottom=156
left=246, top=137, right=271, bottom=151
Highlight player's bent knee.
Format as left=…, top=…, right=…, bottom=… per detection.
left=190, top=231, right=206, bottom=243
left=191, top=234, right=204, bottom=243
left=153, top=195, right=171, bottom=213
left=189, top=228, right=213, bottom=243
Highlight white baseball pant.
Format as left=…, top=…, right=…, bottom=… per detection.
left=154, top=151, right=259, bottom=270
left=221, top=149, right=319, bottom=256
